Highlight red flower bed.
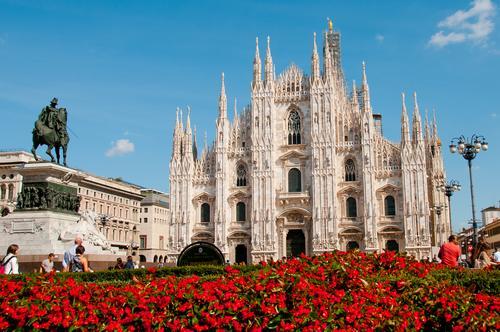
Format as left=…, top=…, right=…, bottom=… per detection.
left=1, top=251, right=499, bottom=331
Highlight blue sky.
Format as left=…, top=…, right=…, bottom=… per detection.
left=1, top=0, right=499, bottom=231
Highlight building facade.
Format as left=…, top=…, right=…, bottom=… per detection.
left=137, top=189, right=170, bottom=263
left=0, top=151, right=35, bottom=216
left=481, top=206, right=500, bottom=226
left=77, top=175, right=143, bottom=252
left=168, top=21, right=449, bottom=263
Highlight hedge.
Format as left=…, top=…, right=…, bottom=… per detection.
left=2, top=264, right=261, bottom=283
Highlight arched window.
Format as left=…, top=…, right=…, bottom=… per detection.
left=153, top=255, right=158, bottom=263
left=287, top=110, right=301, bottom=144
left=288, top=168, right=301, bottom=192
left=236, top=202, right=246, bottom=222
left=0, top=185, right=5, bottom=200
left=7, top=184, right=14, bottom=201
left=200, top=203, right=210, bottom=223
left=345, top=159, right=356, bottom=181
left=236, top=164, right=247, bottom=187
left=384, top=195, right=396, bottom=216
left=346, top=197, right=357, bottom=218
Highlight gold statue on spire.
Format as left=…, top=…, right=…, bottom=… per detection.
left=327, top=17, right=333, bottom=31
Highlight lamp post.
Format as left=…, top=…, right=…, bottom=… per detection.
left=437, top=180, right=461, bottom=234
left=449, top=134, right=488, bottom=248
left=431, top=204, right=447, bottom=246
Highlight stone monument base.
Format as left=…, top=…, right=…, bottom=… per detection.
left=1, top=210, right=122, bottom=273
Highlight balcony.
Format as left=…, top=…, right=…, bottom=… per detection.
left=277, top=190, right=310, bottom=206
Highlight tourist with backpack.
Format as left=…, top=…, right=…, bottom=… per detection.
left=69, top=245, right=90, bottom=273
left=1, top=244, right=19, bottom=275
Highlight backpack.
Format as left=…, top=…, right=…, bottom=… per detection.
left=70, top=255, right=84, bottom=273
left=0, top=255, right=15, bottom=274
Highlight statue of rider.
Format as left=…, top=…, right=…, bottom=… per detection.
left=37, top=97, right=59, bottom=133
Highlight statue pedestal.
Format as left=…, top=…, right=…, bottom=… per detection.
left=0, top=162, right=121, bottom=272
left=1, top=210, right=120, bottom=272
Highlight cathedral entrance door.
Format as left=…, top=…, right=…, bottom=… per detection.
left=386, top=240, right=399, bottom=252
left=286, top=229, right=305, bottom=257
left=346, top=241, right=360, bottom=251
left=235, top=244, right=247, bottom=264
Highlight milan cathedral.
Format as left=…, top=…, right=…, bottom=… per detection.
left=168, top=21, right=449, bottom=263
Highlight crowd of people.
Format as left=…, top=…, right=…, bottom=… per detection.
left=2, top=235, right=499, bottom=274
left=438, top=235, right=499, bottom=268
left=1, top=235, right=143, bottom=274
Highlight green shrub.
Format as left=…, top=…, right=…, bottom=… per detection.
left=4, top=264, right=261, bottom=284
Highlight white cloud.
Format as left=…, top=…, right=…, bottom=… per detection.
left=429, top=0, right=496, bottom=47
left=0, top=33, right=7, bottom=46
left=491, top=112, right=498, bottom=118
left=375, top=34, right=384, bottom=43
left=106, top=139, right=135, bottom=157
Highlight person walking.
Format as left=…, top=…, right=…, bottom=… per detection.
left=438, top=235, right=461, bottom=267
left=40, top=253, right=56, bottom=273
left=62, top=235, right=83, bottom=272
left=1, top=244, right=19, bottom=275
left=70, top=245, right=89, bottom=272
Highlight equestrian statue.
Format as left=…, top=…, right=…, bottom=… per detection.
left=32, top=98, right=70, bottom=166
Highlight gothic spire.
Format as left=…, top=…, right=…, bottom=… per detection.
left=218, top=72, right=227, bottom=119
left=432, top=109, right=439, bottom=142
left=192, top=125, right=198, bottom=160
left=203, top=130, right=208, bottom=154
left=253, top=37, right=262, bottom=88
left=175, top=107, right=180, bottom=130
left=311, top=32, right=320, bottom=82
left=186, top=105, right=191, bottom=131
left=401, top=93, right=410, bottom=145
left=352, top=80, right=359, bottom=111
left=323, top=32, right=332, bottom=79
left=412, top=92, right=423, bottom=143
left=264, top=36, right=274, bottom=85
left=233, top=97, right=238, bottom=126
left=179, top=107, right=184, bottom=131
left=361, top=61, right=371, bottom=112
left=424, top=109, right=430, bottom=142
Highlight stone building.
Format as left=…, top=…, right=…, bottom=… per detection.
left=77, top=174, right=143, bottom=252
left=136, top=189, right=170, bottom=263
left=0, top=151, right=35, bottom=216
left=167, top=21, right=450, bottom=264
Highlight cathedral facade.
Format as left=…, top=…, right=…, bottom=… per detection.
left=168, top=21, right=449, bottom=263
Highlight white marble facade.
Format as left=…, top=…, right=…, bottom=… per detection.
left=167, top=21, right=449, bottom=263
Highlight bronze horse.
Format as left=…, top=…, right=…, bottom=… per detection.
left=31, top=108, right=69, bottom=166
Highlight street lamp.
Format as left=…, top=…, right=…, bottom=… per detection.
left=431, top=204, right=447, bottom=246
left=449, top=134, right=488, bottom=248
left=437, top=180, right=461, bottom=233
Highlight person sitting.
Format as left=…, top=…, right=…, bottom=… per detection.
left=40, top=253, right=56, bottom=273
left=114, top=258, right=125, bottom=269
left=124, top=256, right=134, bottom=269
left=474, top=243, right=492, bottom=269
left=70, top=245, right=90, bottom=273
left=62, top=235, right=83, bottom=272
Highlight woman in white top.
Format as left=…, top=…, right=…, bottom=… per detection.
left=2, top=244, right=19, bottom=274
